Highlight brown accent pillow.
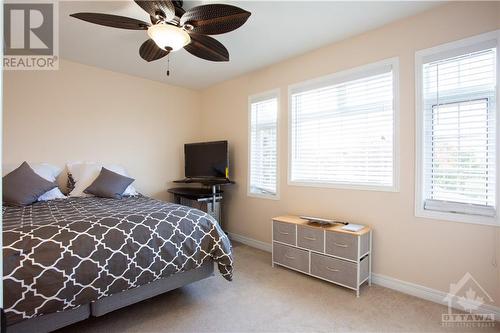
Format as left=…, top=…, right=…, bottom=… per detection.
left=84, top=167, right=134, bottom=199
left=66, top=172, right=76, bottom=194
left=3, top=162, right=58, bottom=206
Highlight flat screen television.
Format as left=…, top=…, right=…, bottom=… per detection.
left=184, top=140, right=228, bottom=179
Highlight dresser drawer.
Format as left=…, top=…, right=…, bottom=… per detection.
left=273, top=221, right=296, bottom=245
left=273, top=243, right=309, bottom=273
left=297, top=225, right=324, bottom=252
left=311, top=253, right=357, bottom=288
left=325, top=231, right=358, bottom=261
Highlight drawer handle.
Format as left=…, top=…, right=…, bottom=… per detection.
left=326, top=267, right=340, bottom=272
left=279, top=231, right=290, bottom=235
left=284, top=254, right=295, bottom=260
left=303, top=236, right=316, bottom=241
left=334, top=242, right=348, bottom=248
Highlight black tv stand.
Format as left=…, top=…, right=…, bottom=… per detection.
left=168, top=178, right=234, bottom=226
left=168, top=187, right=222, bottom=200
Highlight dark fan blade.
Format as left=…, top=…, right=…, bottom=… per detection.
left=134, top=1, right=175, bottom=22
left=180, top=4, right=250, bottom=35
left=184, top=33, right=228, bottom=62
left=70, top=13, right=149, bottom=30
left=150, top=15, right=160, bottom=25
left=139, top=39, right=170, bottom=62
left=174, top=6, right=185, bottom=18
left=172, top=0, right=183, bottom=8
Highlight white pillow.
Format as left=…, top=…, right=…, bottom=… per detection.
left=67, top=162, right=138, bottom=197
left=30, top=163, right=67, bottom=201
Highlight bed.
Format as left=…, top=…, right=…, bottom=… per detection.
left=3, top=195, right=233, bottom=333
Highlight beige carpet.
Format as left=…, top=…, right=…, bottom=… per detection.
left=57, top=242, right=499, bottom=333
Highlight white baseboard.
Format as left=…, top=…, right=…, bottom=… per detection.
left=228, top=232, right=272, bottom=252
left=372, top=273, right=500, bottom=318
left=228, top=232, right=500, bottom=318
left=227, top=232, right=272, bottom=252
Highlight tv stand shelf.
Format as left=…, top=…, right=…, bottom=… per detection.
left=169, top=179, right=234, bottom=228
left=167, top=187, right=222, bottom=200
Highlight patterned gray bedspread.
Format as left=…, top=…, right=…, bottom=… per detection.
left=2, top=196, right=233, bottom=325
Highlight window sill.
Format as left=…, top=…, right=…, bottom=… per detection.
left=288, top=180, right=399, bottom=193
left=247, top=191, right=280, bottom=200
left=415, top=206, right=500, bottom=227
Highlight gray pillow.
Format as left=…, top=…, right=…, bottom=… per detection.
left=84, top=167, right=134, bottom=199
left=3, top=161, right=58, bottom=206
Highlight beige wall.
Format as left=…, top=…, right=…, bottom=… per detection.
left=3, top=59, right=201, bottom=200
left=3, top=1, right=500, bottom=308
left=200, top=2, right=500, bottom=305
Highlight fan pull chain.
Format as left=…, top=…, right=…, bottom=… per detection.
left=167, top=53, right=170, bottom=76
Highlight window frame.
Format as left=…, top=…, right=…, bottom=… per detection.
left=287, top=57, right=400, bottom=192
left=247, top=89, right=280, bottom=200
left=415, top=30, right=500, bottom=226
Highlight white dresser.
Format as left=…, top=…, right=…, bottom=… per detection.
left=272, top=215, right=372, bottom=297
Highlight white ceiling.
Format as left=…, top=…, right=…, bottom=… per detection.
left=60, top=1, right=440, bottom=89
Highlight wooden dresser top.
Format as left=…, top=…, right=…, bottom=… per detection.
left=272, top=215, right=371, bottom=236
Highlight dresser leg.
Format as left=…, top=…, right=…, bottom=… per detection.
left=368, top=230, right=372, bottom=286
left=368, top=255, right=372, bottom=286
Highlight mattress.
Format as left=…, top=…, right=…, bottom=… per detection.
left=2, top=196, right=233, bottom=325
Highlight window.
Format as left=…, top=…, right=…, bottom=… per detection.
left=248, top=91, right=279, bottom=198
left=416, top=31, right=499, bottom=225
left=289, top=58, right=399, bottom=191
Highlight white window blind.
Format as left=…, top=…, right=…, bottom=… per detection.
left=249, top=95, right=278, bottom=197
left=422, top=47, right=497, bottom=216
left=290, top=62, right=396, bottom=189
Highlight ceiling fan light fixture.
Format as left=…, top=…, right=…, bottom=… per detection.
left=70, top=1, right=251, bottom=63
left=147, top=23, right=190, bottom=51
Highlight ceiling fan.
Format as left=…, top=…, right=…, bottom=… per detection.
left=70, top=0, right=251, bottom=72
